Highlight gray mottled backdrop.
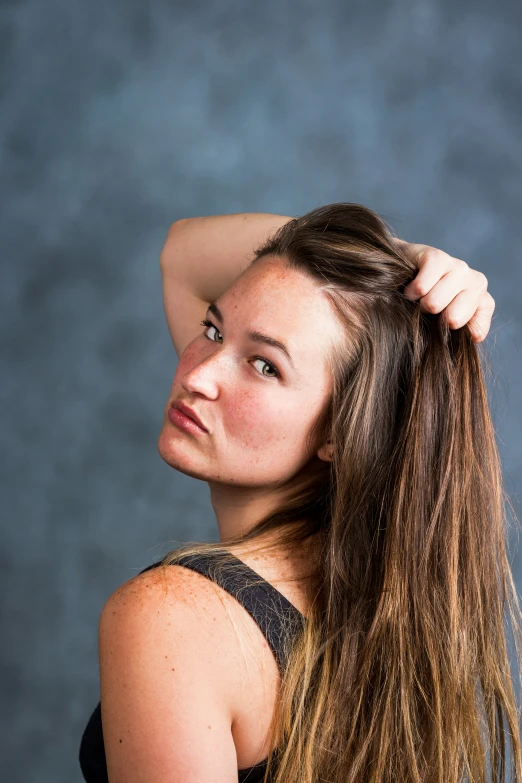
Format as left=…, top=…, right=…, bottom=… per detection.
left=2, top=0, right=521, bottom=780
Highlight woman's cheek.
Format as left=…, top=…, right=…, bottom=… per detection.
left=222, top=388, right=261, bottom=441
left=226, top=391, right=290, bottom=448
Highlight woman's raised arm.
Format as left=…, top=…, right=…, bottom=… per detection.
left=159, top=213, right=292, bottom=358
left=160, top=213, right=292, bottom=303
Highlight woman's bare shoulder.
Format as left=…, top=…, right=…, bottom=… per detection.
left=101, top=560, right=281, bottom=704
left=101, top=560, right=243, bottom=653
left=97, top=563, right=243, bottom=781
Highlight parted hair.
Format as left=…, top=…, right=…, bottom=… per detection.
left=160, top=203, right=522, bottom=783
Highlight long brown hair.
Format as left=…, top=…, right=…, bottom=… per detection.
left=160, top=203, right=522, bottom=782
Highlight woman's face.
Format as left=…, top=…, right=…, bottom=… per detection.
left=158, top=254, right=343, bottom=488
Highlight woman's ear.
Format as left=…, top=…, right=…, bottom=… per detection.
left=316, top=440, right=333, bottom=463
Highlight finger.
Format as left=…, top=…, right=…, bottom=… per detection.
left=465, top=292, right=496, bottom=343
left=402, top=246, right=458, bottom=301
left=437, top=288, right=482, bottom=330
left=434, top=289, right=495, bottom=342
left=416, top=262, right=475, bottom=316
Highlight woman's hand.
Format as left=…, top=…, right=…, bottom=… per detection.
left=396, top=239, right=495, bottom=343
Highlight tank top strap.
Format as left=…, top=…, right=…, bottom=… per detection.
left=140, top=553, right=306, bottom=673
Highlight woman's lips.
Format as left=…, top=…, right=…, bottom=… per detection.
left=168, top=405, right=208, bottom=434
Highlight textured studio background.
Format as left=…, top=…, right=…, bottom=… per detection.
left=2, top=0, right=522, bottom=780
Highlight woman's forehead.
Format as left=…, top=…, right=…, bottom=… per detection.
left=228, top=255, right=328, bottom=314
left=221, top=260, right=343, bottom=370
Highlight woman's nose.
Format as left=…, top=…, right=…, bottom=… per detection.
left=181, top=349, right=229, bottom=394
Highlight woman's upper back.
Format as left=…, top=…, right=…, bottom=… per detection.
left=79, top=550, right=307, bottom=782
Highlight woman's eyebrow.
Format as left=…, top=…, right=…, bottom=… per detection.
left=206, top=302, right=295, bottom=369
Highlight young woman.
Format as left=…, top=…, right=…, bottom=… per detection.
left=79, top=204, right=519, bottom=783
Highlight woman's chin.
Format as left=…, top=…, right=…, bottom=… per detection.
left=157, top=432, right=205, bottom=478
left=158, top=431, right=185, bottom=461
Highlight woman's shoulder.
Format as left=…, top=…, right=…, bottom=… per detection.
left=97, top=562, right=244, bottom=778
left=101, top=559, right=272, bottom=685
left=100, top=559, right=243, bottom=656
left=100, top=562, right=248, bottom=703
left=99, top=556, right=282, bottom=702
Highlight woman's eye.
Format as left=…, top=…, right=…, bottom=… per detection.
left=200, top=318, right=222, bottom=343
left=251, top=358, right=279, bottom=378
left=199, top=319, right=280, bottom=379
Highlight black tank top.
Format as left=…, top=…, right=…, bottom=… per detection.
left=79, top=552, right=306, bottom=782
